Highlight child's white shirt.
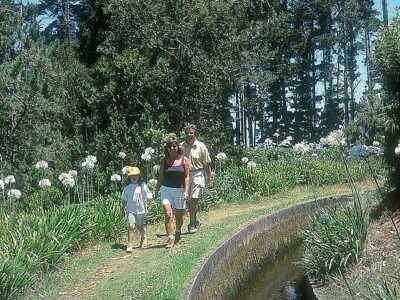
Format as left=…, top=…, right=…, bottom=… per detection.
left=122, top=182, right=152, bottom=214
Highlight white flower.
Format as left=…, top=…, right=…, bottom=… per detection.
left=144, top=147, right=155, bottom=155
left=395, top=144, right=400, bottom=156
left=279, top=139, right=291, bottom=147
left=247, top=161, right=257, bottom=169
left=118, top=152, right=126, bottom=159
left=350, top=145, right=370, bottom=159
left=368, top=146, right=383, bottom=156
left=86, top=155, right=97, bottom=164
left=264, top=138, right=274, bottom=147
left=286, top=136, right=293, bottom=141
left=68, top=170, right=78, bottom=177
left=81, top=160, right=95, bottom=169
left=0, top=179, right=4, bottom=190
left=321, top=130, right=345, bottom=147
left=141, top=153, right=152, bottom=161
left=35, top=160, right=49, bottom=169
left=148, top=178, right=158, bottom=190
left=38, top=179, right=51, bottom=189
left=4, top=175, right=15, bottom=185
left=216, top=152, right=227, bottom=162
left=273, top=132, right=280, bottom=138
left=111, top=174, right=122, bottom=182
left=121, top=166, right=129, bottom=175
left=58, top=173, right=75, bottom=188
left=241, top=157, right=249, bottom=164
left=372, top=141, right=381, bottom=147
left=7, top=189, right=22, bottom=200
left=311, top=153, right=318, bottom=157
left=293, top=142, right=311, bottom=155
left=152, top=165, right=160, bottom=173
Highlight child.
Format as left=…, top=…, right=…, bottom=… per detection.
left=121, top=166, right=153, bottom=253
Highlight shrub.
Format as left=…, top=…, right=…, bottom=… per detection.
left=302, top=204, right=369, bottom=281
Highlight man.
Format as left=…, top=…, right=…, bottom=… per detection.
left=181, top=124, right=213, bottom=233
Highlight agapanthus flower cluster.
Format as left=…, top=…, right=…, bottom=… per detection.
left=118, top=152, right=126, bottom=159
left=264, top=138, right=274, bottom=148
left=241, top=157, right=249, bottom=164
left=0, top=179, right=4, bottom=190
left=7, top=189, right=22, bottom=200
left=35, top=160, right=49, bottom=170
left=395, top=144, right=400, bottom=156
left=4, top=175, right=15, bottom=185
left=82, top=155, right=97, bottom=169
left=320, top=130, right=346, bottom=147
left=58, top=173, right=75, bottom=188
left=350, top=145, right=370, bottom=159
left=368, top=145, right=383, bottom=156
left=372, top=141, right=381, bottom=147
left=111, top=174, right=122, bottom=182
left=141, top=147, right=155, bottom=161
left=247, top=161, right=257, bottom=169
left=38, top=179, right=52, bottom=189
left=273, top=132, right=280, bottom=138
left=152, top=165, right=160, bottom=173
left=216, top=152, right=227, bottom=162
left=122, top=166, right=129, bottom=175
left=279, top=139, right=291, bottom=147
left=148, top=178, right=158, bottom=190
left=293, top=142, right=311, bottom=155
left=68, top=170, right=78, bottom=177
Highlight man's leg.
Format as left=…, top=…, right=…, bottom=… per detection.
left=188, top=198, right=198, bottom=225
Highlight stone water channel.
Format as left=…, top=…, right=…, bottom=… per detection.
left=236, top=244, right=316, bottom=300
left=183, top=194, right=357, bottom=300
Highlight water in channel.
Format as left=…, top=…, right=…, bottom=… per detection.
left=236, top=245, right=316, bottom=300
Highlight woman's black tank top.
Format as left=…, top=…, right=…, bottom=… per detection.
left=162, top=157, right=185, bottom=188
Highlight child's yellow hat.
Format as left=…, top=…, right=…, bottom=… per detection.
left=127, top=167, right=140, bottom=176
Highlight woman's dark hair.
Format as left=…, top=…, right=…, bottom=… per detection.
left=164, top=135, right=182, bottom=157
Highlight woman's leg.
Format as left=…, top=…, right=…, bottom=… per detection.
left=163, top=203, right=174, bottom=239
left=174, top=209, right=185, bottom=244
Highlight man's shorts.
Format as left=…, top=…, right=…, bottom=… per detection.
left=127, top=212, right=145, bottom=226
left=189, top=170, right=205, bottom=199
left=160, top=186, right=186, bottom=209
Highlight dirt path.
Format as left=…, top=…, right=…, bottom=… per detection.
left=25, top=181, right=376, bottom=300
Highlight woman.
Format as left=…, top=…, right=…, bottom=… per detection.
left=155, top=134, right=190, bottom=248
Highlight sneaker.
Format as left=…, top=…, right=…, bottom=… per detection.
left=188, top=224, right=197, bottom=234
left=188, top=220, right=201, bottom=234
left=174, top=231, right=181, bottom=244
left=195, top=220, right=201, bottom=230
left=165, top=238, right=174, bottom=249
left=139, top=237, right=148, bottom=249
left=126, top=244, right=133, bottom=253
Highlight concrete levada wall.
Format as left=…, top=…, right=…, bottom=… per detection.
left=183, top=194, right=354, bottom=300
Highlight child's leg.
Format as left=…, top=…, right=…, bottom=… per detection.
left=127, top=213, right=136, bottom=247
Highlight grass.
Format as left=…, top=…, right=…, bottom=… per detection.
left=21, top=180, right=376, bottom=300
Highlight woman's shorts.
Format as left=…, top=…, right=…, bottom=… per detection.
left=127, top=213, right=145, bottom=226
left=160, top=185, right=185, bottom=209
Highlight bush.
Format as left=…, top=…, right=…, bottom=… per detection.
left=302, top=204, right=369, bottom=281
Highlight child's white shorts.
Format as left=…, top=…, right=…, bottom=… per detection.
left=127, top=213, right=145, bottom=226
left=160, top=186, right=185, bottom=209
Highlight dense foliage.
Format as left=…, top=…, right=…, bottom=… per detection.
left=0, top=0, right=388, bottom=180
left=373, top=13, right=400, bottom=187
